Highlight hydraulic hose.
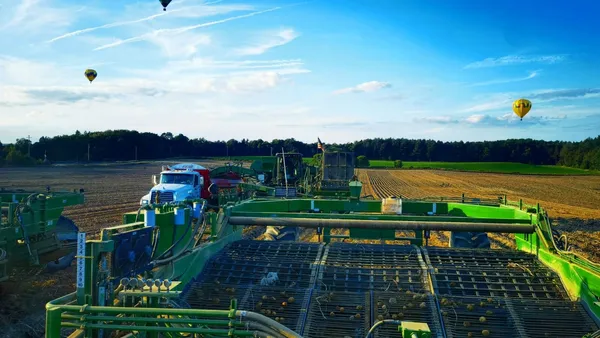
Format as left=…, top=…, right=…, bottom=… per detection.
left=237, top=311, right=302, bottom=338
left=365, top=319, right=402, bottom=338
left=155, top=201, right=205, bottom=261
left=151, top=201, right=207, bottom=267
left=247, top=322, right=286, bottom=338
left=136, top=205, right=162, bottom=259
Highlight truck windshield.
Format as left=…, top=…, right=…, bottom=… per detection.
left=160, top=173, right=193, bottom=184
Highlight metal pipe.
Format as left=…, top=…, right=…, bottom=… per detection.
left=60, top=314, right=244, bottom=327
left=49, top=303, right=302, bottom=337
left=228, top=216, right=535, bottom=233
left=60, top=322, right=256, bottom=336
left=49, top=304, right=232, bottom=316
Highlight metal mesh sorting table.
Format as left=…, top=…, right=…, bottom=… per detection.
left=177, top=241, right=599, bottom=338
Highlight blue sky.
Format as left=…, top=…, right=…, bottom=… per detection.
left=1, top=0, right=599, bottom=144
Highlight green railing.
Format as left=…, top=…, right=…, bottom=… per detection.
left=47, top=293, right=301, bottom=338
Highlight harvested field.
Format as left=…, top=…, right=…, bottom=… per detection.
left=359, top=169, right=600, bottom=261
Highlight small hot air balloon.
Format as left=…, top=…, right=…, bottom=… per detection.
left=512, top=98, right=532, bottom=121
left=84, top=69, right=97, bottom=84
left=160, top=0, right=172, bottom=11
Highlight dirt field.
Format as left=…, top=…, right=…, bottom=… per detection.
left=359, top=169, right=600, bottom=261
left=1, top=164, right=599, bottom=337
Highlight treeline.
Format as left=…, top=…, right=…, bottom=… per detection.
left=0, top=130, right=599, bottom=170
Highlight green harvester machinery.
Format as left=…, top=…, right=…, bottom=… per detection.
left=0, top=189, right=85, bottom=282
left=45, top=158, right=600, bottom=337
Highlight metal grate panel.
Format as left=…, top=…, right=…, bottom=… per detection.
left=178, top=241, right=599, bottom=338
left=438, top=296, right=516, bottom=338
left=437, top=296, right=600, bottom=338
left=424, top=247, right=568, bottom=300
left=180, top=282, right=249, bottom=310
left=372, top=291, right=444, bottom=338
left=318, top=243, right=428, bottom=293
left=508, top=298, right=599, bottom=338
left=321, top=243, right=422, bottom=269
left=303, top=290, right=370, bottom=338
left=194, top=240, right=323, bottom=288
left=240, top=285, right=313, bottom=334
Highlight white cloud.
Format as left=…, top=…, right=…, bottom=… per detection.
left=0, top=54, right=310, bottom=109
left=235, top=28, right=299, bottom=56
left=417, top=113, right=567, bottom=128
left=166, top=58, right=306, bottom=71
left=465, top=114, right=487, bottom=124
left=419, top=116, right=454, bottom=123
left=463, top=99, right=511, bottom=113
left=93, top=7, right=282, bottom=51
left=0, top=55, right=65, bottom=86
left=46, top=3, right=255, bottom=43
left=333, top=81, right=392, bottom=95
left=1, top=0, right=75, bottom=35
left=145, top=31, right=212, bottom=58
left=462, top=88, right=600, bottom=114
left=468, top=70, right=540, bottom=87
left=464, top=54, right=567, bottom=69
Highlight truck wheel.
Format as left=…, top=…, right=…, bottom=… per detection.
left=264, top=226, right=299, bottom=241
left=449, top=231, right=491, bottom=249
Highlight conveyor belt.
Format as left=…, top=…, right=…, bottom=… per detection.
left=178, top=240, right=599, bottom=338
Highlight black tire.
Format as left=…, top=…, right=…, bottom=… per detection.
left=449, top=231, right=491, bottom=249
left=264, top=226, right=299, bottom=241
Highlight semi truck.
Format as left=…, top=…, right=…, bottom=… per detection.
left=140, top=163, right=252, bottom=206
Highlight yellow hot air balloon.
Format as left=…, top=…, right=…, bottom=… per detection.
left=512, top=98, right=532, bottom=121
left=84, top=69, right=97, bottom=83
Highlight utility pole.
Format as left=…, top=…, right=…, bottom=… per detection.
left=87, top=143, right=90, bottom=162
left=135, top=146, right=138, bottom=161
left=270, top=147, right=273, bottom=156
left=226, top=144, right=229, bottom=158
left=27, top=135, right=31, bottom=157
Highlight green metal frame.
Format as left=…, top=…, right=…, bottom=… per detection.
left=44, top=192, right=600, bottom=337
left=0, top=190, right=85, bottom=281
left=209, top=162, right=258, bottom=179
